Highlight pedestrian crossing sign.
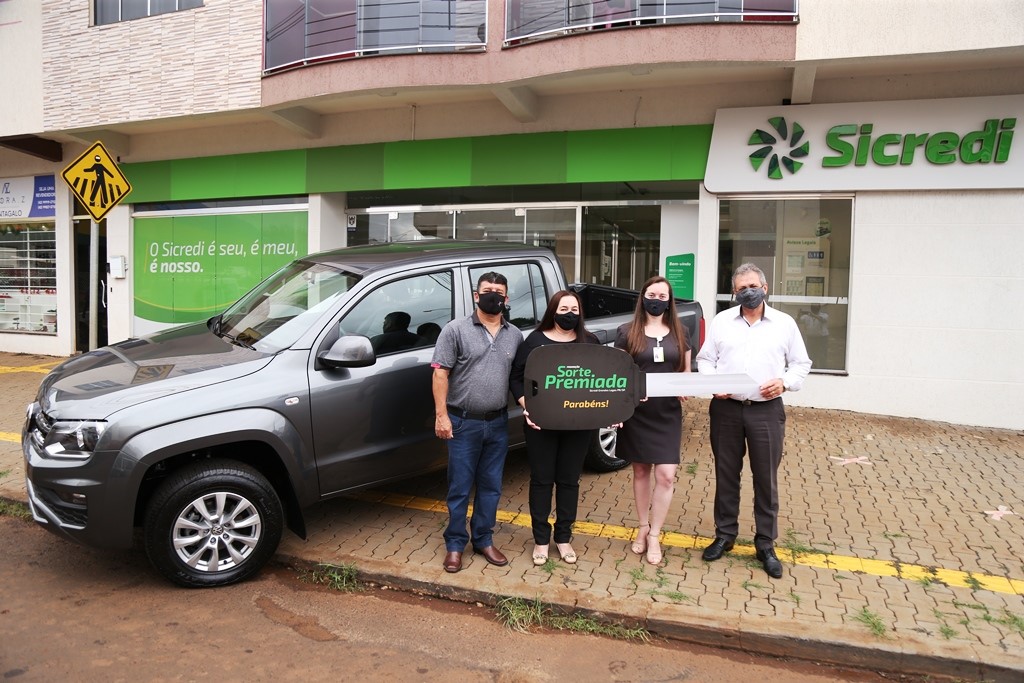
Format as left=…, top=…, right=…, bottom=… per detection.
left=61, top=141, right=132, bottom=222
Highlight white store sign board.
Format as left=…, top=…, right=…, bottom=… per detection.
left=705, top=94, right=1023, bottom=193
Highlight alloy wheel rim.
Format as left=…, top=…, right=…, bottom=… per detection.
left=172, top=491, right=262, bottom=572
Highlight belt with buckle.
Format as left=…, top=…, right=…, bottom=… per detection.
left=447, top=405, right=506, bottom=421
left=728, top=397, right=777, bottom=406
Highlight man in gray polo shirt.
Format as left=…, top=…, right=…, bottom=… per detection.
left=432, top=271, right=523, bottom=573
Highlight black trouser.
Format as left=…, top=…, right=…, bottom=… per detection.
left=708, top=397, right=786, bottom=550
left=524, top=428, right=594, bottom=544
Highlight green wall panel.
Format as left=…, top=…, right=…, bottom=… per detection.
left=669, top=125, right=713, bottom=179
left=122, top=125, right=712, bottom=202
left=171, top=150, right=307, bottom=199
left=383, top=138, right=473, bottom=188
left=471, top=133, right=568, bottom=185
left=123, top=161, right=172, bottom=203
left=307, top=144, right=386, bottom=193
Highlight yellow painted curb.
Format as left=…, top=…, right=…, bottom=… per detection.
left=349, top=491, right=1024, bottom=596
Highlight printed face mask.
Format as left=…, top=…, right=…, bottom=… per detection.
left=553, top=312, right=579, bottom=331
left=477, top=291, right=505, bottom=315
left=642, top=298, right=669, bottom=316
left=735, top=286, right=766, bottom=309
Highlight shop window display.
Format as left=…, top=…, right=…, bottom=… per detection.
left=0, top=223, right=57, bottom=334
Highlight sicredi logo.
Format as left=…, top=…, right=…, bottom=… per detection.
left=748, top=116, right=809, bottom=179
left=747, top=116, right=1016, bottom=179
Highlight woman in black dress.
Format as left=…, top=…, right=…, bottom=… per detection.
left=614, top=276, right=690, bottom=565
left=510, top=290, right=598, bottom=566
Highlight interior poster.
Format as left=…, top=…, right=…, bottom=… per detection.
left=133, top=212, right=307, bottom=324
left=664, top=253, right=694, bottom=300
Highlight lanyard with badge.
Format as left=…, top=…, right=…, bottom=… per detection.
left=652, top=336, right=665, bottom=364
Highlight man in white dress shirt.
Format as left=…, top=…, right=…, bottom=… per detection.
left=695, top=263, right=812, bottom=578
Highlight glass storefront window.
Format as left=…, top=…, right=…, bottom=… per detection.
left=524, top=208, right=576, bottom=283
left=717, top=198, right=851, bottom=373
left=455, top=208, right=522, bottom=242
left=0, top=223, right=58, bottom=335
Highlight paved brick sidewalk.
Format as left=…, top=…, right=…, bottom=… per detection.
left=1, top=353, right=1021, bottom=680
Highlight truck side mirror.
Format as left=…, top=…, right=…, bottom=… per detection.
left=317, top=335, right=376, bottom=368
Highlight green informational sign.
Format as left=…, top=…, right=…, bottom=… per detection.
left=665, top=253, right=695, bottom=300
left=134, top=212, right=307, bottom=323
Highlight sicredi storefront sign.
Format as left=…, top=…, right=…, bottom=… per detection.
left=704, top=94, right=1022, bottom=192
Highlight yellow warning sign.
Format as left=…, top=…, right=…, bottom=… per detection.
left=61, top=141, right=132, bottom=222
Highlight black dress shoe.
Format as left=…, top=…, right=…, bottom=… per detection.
left=443, top=551, right=463, bottom=573
left=756, top=547, right=783, bottom=578
left=473, top=545, right=509, bottom=566
left=701, top=537, right=735, bottom=561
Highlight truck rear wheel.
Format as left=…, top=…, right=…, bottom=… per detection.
left=143, top=460, right=283, bottom=588
left=584, top=427, right=628, bottom=472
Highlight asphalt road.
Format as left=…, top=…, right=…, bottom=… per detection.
left=0, top=512, right=915, bottom=683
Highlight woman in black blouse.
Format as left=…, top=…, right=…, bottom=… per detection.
left=509, top=290, right=598, bottom=566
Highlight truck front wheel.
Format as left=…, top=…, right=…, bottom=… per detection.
left=143, top=460, right=283, bottom=588
left=584, top=427, right=628, bottom=472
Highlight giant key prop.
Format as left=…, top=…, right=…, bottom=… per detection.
left=523, top=344, right=758, bottom=430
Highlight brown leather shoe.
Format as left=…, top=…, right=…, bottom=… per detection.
left=473, top=545, right=508, bottom=567
left=443, top=551, right=463, bottom=573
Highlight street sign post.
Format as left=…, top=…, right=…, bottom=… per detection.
left=523, top=344, right=757, bottom=430
left=61, top=141, right=132, bottom=222
left=61, top=141, right=133, bottom=349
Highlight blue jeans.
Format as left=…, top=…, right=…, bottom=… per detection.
left=444, top=411, right=509, bottom=552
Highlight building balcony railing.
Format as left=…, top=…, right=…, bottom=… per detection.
left=505, top=0, right=797, bottom=46
left=264, top=0, right=488, bottom=74
left=263, top=0, right=796, bottom=75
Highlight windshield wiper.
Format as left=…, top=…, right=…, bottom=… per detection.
left=218, top=330, right=256, bottom=350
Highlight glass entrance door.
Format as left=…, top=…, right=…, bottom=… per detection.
left=581, top=205, right=660, bottom=290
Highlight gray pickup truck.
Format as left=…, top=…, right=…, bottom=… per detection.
left=23, top=241, right=703, bottom=587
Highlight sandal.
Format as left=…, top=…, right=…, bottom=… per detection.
left=646, top=530, right=663, bottom=566
left=532, top=544, right=549, bottom=566
left=630, top=524, right=650, bottom=555
left=556, top=543, right=577, bottom=564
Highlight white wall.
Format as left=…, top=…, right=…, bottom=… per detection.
left=0, top=0, right=43, bottom=137
left=797, top=0, right=1024, bottom=61
left=787, top=190, right=1024, bottom=429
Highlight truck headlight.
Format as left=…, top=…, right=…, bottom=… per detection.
left=43, top=420, right=107, bottom=459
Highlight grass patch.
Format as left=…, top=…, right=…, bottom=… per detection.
left=538, top=557, right=559, bottom=574
left=964, top=573, right=983, bottom=591
left=684, top=461, right=699, bottom=476
left=779, top=529, right=825, bottom=561
left=852, top=607, right=888, bottom=638
left=916, top=576, right=936, bottom=589
left=996, top=610, right=1024, bottom=634
left=0, top=468, right=10, bottom=479
left=649, top=589, right=691, bottom=603
left=496, top=596, right=649, bottom=641
left=788, top=590, right=801, bottom=606
left=742, top=580, right=769, bottom=592
left=939, top=624, right=957, bottom=640
left=299, top=562, right=362, bottom=592
left=882, top=531, right=906, bottom=540
left=0, top=499, right=31, bottom=520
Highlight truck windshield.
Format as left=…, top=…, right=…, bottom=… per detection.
left=217, top=260, right=358, bottom=353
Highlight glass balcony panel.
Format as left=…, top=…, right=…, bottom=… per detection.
left=506, top=0, right=795, bottom=44
left=266, top=0, right=308, bottom=69
left=307, top=0, right=358, bottom=58
left=266, top=0, right=486, bottom=73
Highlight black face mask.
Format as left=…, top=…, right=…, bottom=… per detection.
left=735, top=287, right=766, bottom=309
left=553, top=312, right=579, bottom=331
left=642, top=298, right=669, bottom=317
left=477, top=291, right=505, bottom=315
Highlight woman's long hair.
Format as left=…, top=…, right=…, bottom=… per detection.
left=623, top=276, right=689, bottom=371
left=537, top=290, right=592, bottom=342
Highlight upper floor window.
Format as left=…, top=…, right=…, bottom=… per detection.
left=95, top=0, right=203, bottom=26
left=265, top=0, right=487, bottom=74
